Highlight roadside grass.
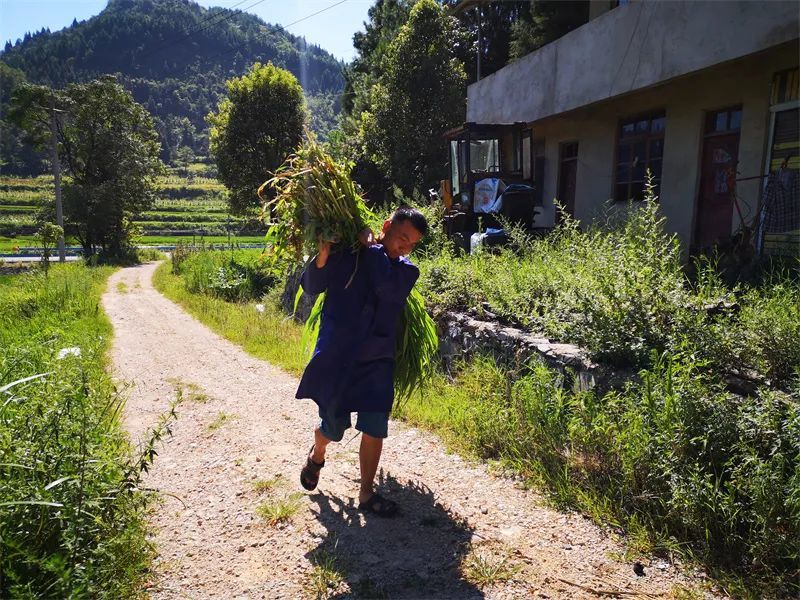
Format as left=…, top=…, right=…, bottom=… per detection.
left=207, top=411, right=236, bottom=431
left=256, top=492, right=304, bottom=526
left=151, top=214, right=799, bottom=597
left=460, top=545, right=519, bottom=588
left=152, top=260, right=305, bottom=376
left=0, top=263, right=153, bottom=598
left=417, top=195, right=800, bottom=389
left=306, top=546, right=346, bottom=599
left=396, top=355, right=799, bottom=598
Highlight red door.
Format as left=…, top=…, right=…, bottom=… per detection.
left=694, top=107, right=742, bottom=248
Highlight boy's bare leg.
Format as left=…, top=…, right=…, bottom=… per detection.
left=358, top=433, right=383, bottom=504
left=311, top=427, right=331, bottom=464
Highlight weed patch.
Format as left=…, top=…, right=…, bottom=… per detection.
left=256, top=492, right=303, bottom=526
left=0, top=264, right=153, bottom=598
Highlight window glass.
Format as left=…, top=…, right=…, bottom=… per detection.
left=522, top=134, right=531, bottom=180
left=450, top=140, right=460, bottom=196
left=614, top=110, right=665, bottom=201
left=649, top=138, right=663, bottom=158
left=729, top=109, right=742, bottom=131
left=470, top=139, right=499, bottom=173
left=622, top=122, right=635, bottom=137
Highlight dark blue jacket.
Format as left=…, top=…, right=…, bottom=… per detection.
left=294, top=244, right=419, bottom=414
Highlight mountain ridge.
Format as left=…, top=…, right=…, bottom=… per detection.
left=1, top=0, right=345, bottom=172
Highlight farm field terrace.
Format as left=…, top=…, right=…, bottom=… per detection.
left=0, top=168, right=267, bottom=251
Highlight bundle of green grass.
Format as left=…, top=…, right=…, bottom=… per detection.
left=260, top=137, right=438, bottom=401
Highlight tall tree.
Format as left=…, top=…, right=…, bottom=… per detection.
left=0, top=62, right=47, bottom=175
left=1, top=0, right=345, bottom=173
left=62, top=77, right=165, bottom=257
left=509, top=0, right=589, bottom=60
left=444, top=0, right=531, bottom=83
left=367, top=0, right=466, bottom=197
left=207, top=62, right=305, bottom=213
left=9, top=76, right=165, bottom=257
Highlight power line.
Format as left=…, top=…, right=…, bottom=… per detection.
left=200, top=0, right=350, bottom=65
left=138, top=0, right=272, bottom=62
left=281, top=0, right=350, bottom=30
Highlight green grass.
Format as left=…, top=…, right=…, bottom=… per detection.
left=207, top=411, right=237, bottom=431
left=256, top=492, right=303, bottom=525
left=0, top=264, right=153, bottom=598
left=152, top=260, right=305, bottom=375
left=252, top=476, right=283, bottom=494
left=151, top=210, right=799, bottom=597
left=306, top=547, right=346, bottom=599
left=417, top=195, right=800, bottom=388
left=396, top=355, right=799, bottom=598
left=460, top=546, right=519, bottom=588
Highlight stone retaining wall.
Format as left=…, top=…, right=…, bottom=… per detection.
left=282, top=275, right=760, bottom=397
left=436, top=311, right=635, bottom=394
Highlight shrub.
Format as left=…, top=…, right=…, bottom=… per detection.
left=397, top=354, right=800, bottom=594
left=178, top=250, right=276, bottom=301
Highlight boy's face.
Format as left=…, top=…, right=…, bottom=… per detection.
left=381, top=218, right=423, bottom=259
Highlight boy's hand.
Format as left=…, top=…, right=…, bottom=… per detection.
left=316, top=238, right=331, bottom=268
left=358, top=228, right=375, bottom=246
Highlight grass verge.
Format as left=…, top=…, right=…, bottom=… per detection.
left=152, top=260, right=305, bottom=375
left=0, top=264, right=153, bottom=598
left=152, top=251, right=798, bottom=598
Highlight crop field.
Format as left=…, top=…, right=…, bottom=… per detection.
left=0, top=166, right=267, bottom=253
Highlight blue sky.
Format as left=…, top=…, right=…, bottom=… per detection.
left=0, top=0, right=372, bottom=62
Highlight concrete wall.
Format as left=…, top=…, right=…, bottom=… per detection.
left=530, top=43, right=799, bottom=249
left=467, top=0, right=799, bottom=125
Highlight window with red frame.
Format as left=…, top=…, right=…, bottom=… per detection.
left=614, top=111, right=665, bottom=201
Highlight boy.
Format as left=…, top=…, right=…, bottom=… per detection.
left=295, top=206, right=428, bottom=517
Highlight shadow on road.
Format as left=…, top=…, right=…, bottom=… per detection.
left=307, top=470, right=484, bottom=599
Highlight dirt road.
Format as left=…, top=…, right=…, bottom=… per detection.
left=102, top=261, right=716, bottom=599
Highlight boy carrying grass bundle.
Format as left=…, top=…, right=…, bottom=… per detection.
left=295, top=207, right=428, bottom=517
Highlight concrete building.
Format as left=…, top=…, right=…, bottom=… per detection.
left=460, top=0, right=799, bottom=253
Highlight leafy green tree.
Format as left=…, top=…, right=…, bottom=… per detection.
left=9, top=76, right=165, bottom=257
left=207, top=62, right=305, bottom=213
left=367, top=0, right=466, bottom=197
left=509, top=0, right=589, bottom=60
left=343, top=0, right=414, bottom=115
left=37, top=221, right=63, bottom=273
left=0, top=62, right=47, bottom=175
left=1, top=0, right=344, bottom=173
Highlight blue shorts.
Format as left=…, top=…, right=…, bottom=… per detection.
left=318, top=406, right=390, bottom=441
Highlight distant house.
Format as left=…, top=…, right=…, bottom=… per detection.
left=459, top=0, right=799, bottom=253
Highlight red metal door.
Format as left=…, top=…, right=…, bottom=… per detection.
left=695, top=109, right=741, bottom=248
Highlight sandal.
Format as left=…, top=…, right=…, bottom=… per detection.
left=358, top=493, right=398, bottom=518
left=300, top=445, right=324, bottom=491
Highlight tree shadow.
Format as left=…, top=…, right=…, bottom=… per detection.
left=306, top=470, right=484, bottom=599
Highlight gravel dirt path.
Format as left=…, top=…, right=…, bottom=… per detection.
left=102, top=261, right=719, bottom=599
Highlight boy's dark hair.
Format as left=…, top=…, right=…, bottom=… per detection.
left=391, top=206, right=428, bottom=236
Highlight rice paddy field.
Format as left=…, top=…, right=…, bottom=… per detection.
left=0, top=167, right=267, bottom=254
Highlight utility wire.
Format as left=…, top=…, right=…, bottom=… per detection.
left=200, top=0, right=351, bottom=64
left=138, top=0, right=272, bottom=62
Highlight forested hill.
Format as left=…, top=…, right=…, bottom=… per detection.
left=0, top=0, right=345, bottom=172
